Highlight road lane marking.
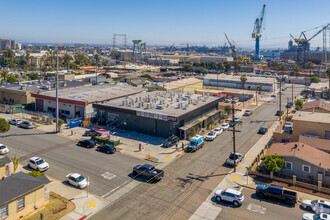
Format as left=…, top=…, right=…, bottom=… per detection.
left=247, top=203, right=266, bottom=214
left=101, top=180, right=130, bottom=198
left=101, top=172, right=116, bottom=181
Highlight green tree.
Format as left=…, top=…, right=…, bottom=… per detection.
left=102, top=61, right=108, bottom=66
left=140, top=74, right=153, bottom=81
left=196, top=66, right=207, bottom=74
left=7, top=75, right=18, bottom=83
left=189, top=127, right=196, bottom=137
left=305, top=61, right=314, bottom=78
left=1, top=69, right=9, bottom=83
left=219, top=110, right=226, bottom=120
left=27, top=72, right=39, bottom=80
left=295, top=99, right=303, bottom=110
left=62, top=54, right=73, bottom=69
left=293, top=65, right=302, bottom=76
left=216, top=63, right=224, bottom=71
left=240, top=74, right=247, bottom=90
left=0, top=118, right=10, bottom=133
left=224, top=105, right=232, bottom=115
left=27, top=170, right=45, bottom=177
left=278, top=64, right=287, bottom=72
left=11, top=156, right=19, bottom=174
left=257, top=85, right=263, bottom=94
left=182, top=62, right=195, bottom=72
left=262, top=154, right=285, bottom=172
left=57, top=119, right=64, bottom=132
left=223, top=61, right=231, bottom=72
left=311, top=76, right=321, bottom=83
left=74, top=54, right=91, bottom=66
left=233, top=61, right=240, bottom=72
left=326, top=67, right=330, bottom=100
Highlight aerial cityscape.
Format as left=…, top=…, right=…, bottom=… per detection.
left=0, top=1, right=329, bottom=220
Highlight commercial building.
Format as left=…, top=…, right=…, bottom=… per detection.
left=200, top=56, right=233, bottom=63
left=0, top=172, right=50, bottom=220
left=309, top=82, right=329, bottom=99
left=203, top=74, right=277, bottom=92
left=32, top=85, right=144, bottom=119
left=292, top=111, right=330, bottom=140
left=93, top=91, right=223, bottom=139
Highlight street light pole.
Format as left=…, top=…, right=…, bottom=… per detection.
left=232, top=100, right=236, bottom=172
left=56, top=51, right=59, bottom=133
left=279, top=79, right=282, bottom=121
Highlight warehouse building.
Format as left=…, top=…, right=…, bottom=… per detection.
left=32, top=85, right=144, bottom=120
left=93, top=91, right=223, bottom=139
left=203, top=74, right=277, bottom=92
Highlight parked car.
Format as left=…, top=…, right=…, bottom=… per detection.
left=28, top=157, right=49, bottom=172
left=97, top=145, right=116, bottom=154
left=163, top=135, right=179, bottom=148
left=77, top=139, right=96, bottom=148
left=66, top=173, right=89, bottom=189
left=9, top=119, right=22, bottom=125
left=243, top=109, right=253, bottom=116
left=256, top=184, right=297, bottom=205
left=258, top=127, right=268, bottom=134
left=225, top=152, right=244, bottom=166
left=132, top=164, right=164, bottom=181
left=282, top=87, right=287, bottom=91
left=234, top=116, right=241, bottom=122
left=275, top=110, right=284, bottom=116
left=271, top=94, right=277, bottom=97
left=224, top=98, right=232, bottom=103
left=301, top=200, right=330, bottom=214
left=0, top=144, right=9, bottom=155
left=206, top=131, right=217, bottom=141
left=284, top=122, right=293, bottom=129
left=187, top=135, right=204, bottom=152
left=284, top=127, right=293, bottom=134
left=20, top=121, right=35, bottom=129
left=232, top=98, right=239, bottom=103
left=220, top=123, right=230, bottom=130
left=84, top=130, right=101, bottom=137
left=286, top=101, right=293, bottom=108
left=213, top=127, right=223, bottom=136
left=302, top=213, right=330, bottom=220
left=214, top=188, right=244, bottom=207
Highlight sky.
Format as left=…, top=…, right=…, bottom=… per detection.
left=0, top=0, right=329, bottom=49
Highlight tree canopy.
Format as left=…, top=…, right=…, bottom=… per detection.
left=262, top=154, right=285, bottom=172
left=0, top=118, right=10, bottom=133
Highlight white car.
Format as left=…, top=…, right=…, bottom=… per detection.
left=20, top=121, right=36, bottom=129
left=226, top=152, right=244, bottom=166
left=234, top=116, right=241, bottom=122
left=28, top=157, right=49, bottom=172
left=301, top=200, right=330, bottom=214
left=284, top=122, right=293, bottom=129
left=206, top=131, right=217, bottom=141
left=66, top=173, right=89, bottom=189
left=0, top=144, right=9, bottom=155
left=9, top=119, right=22, bottom=125
left=214, top=188, right=244, bottom=207
left=220, top=123, right=230, bottom=130
left=213, top=127, right=223, bottom=136
left=302, top=213, right=330, bottom=220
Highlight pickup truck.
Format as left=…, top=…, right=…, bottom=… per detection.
left=132, top=164, right=164, bottom=181
left=256, top=184, right=297, bottom=205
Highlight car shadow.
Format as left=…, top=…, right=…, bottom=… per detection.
left=221, top=162, right=233, bottom=168
left=127, top=173, right=158, bottom=184
left=22, top=165, right=35, bottom=172
left=61, top=180, right=83, bottom=190
left=250, top=193, right=296, bottom=208
left=211, top=196, right=241, bottom=208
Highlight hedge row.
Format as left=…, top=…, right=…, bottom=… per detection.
left=91, top=136, right=121, bottom=146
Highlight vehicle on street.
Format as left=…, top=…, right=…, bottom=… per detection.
left=243, top=109, right=253, bottom=116
left=84, top=129, right=101, bottom=137
left=77, top=139, right=96, bottom=148
left=258, top=127, right=268, bottom=134
left=213, top=127, right=223, bottom=136
left=284, top=122, right=293, bottom=129
left=0, top=144, right=9, bottom=155
left=66, top=173, right=88, bottom=189
left=232, top=98, right=239, bottom=103
left=206, top=131, right=217, bottom=141
left=256, top=184, right=297, bottom=205
left=221, top=123, right=230, bottom=130
left=163, top=135, right=179, bottom=148
left=301, top=200, right=330, bottom=214
left=132, top=164, right=164, bottom=181
left=275, top=110, right=284, bottom=116
left=234, top=116, right=241, bottom=122
left=186, top=135, right=204, bottom=152
left=225, top=152, right=243, bottom=166
left=97, top=145, right=116, bottom=154
left=9, top=119, right=22, bottom=125
left=286, top=101, right=293, bottom=108
left=214, top=188, right=244, bottom=207
left=271, top=94, right=277, bottom=97
left=20, top=121, right=35, bottom=129
left=302, top=213, right=330, bottom=220
left=284, top=127, right=293, bottom=134
left=282, top=87, right=287, bottom=91
left=28, top=157, right=49, bottom=172
left=224, top=98, right=232, bottom=103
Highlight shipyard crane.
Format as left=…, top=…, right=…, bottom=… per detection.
left=224, top=33, right=237, bottom=58
left=252, top=4, right=266, bottom=61
left=291, top=23, right=330, bottom=63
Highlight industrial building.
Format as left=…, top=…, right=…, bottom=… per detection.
left=203, top=74, right=277, bottom=91
left=93, top=91, right=223, bottom=139
left=32, top=85, right=144, bottom=120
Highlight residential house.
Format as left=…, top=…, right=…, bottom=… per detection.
left=301, top=99, right=330, bottom=113
left=0, top=157, right=12, bottom=179
left=0, top=172, right=50, bottom=219
left=267, top=142, right=330, bottom=184
left=298, top=135, right=330, bottom=153
left=309, top=82, right=329, bottom=99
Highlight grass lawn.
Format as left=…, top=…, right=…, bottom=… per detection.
left=27, top=192, right=75, bottom=220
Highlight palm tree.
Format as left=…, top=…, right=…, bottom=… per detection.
left=240, top=74, right=247, bottom=90
left=257, top=85, right=263, bottom=94
left=326, top=67, right=330, bottom=100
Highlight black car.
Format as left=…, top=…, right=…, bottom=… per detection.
left=285, top=102, right=293, bottom=108
left=275, top=110, right=284, bottom=116
left=163, top=135, right=179, bottom=148
left=258, top=127, right=268, bottom=134
left=97, top=145, right=116, bottom=154
left=78, top=139, right=96, bottom=148
left=84, top=130, right=101, bottom=137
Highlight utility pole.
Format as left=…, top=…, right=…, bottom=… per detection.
left=292, top=82, right=294, bottom=102
left=95, top=66, right=97, bottom=85
left=55, top=51, right=59, bottom=133
left=232, top=100, right=236, bottom=172
left=286, top=97, right=289, bottom=119
left=279, top=79, right=282, bottom=121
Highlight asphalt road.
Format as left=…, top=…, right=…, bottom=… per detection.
left=216, top=187, right=306, bottom=220
left=0, top=126, right=151, bottom=198
left=91, top=84, right=305, bottom=219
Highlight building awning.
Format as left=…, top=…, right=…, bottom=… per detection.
left=179, top=109, right=219, bottom=131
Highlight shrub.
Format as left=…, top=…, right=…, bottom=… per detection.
left=28, top=170, right=45, bottom=177
left=262, top=154, right=285, bottom=172
left=0, top=118, right=10, bottom=133
left=189, top=127, right=196, bottom=137
left=91, top=136, right=121, bottom=146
